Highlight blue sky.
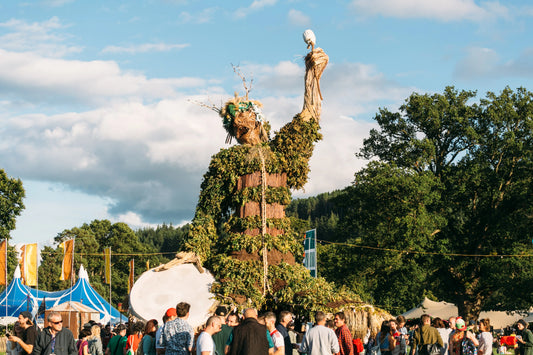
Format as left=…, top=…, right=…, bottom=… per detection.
left=1, top=0, right=532, bottom=245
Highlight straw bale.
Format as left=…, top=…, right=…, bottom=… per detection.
left=336, top=306, right=393, bottom=340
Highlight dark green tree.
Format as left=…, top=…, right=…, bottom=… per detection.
left=355, top=86, right=533, bottom=318
left=0, top=169, right=25, bottom=240
left=39, top=220, right=164, bottom=307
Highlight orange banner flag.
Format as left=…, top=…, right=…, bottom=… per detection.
left=128, top=259, right=134, bottom=292
left=104, top=248, right=111, bottom=284
left=0, top=240, right=6, bottom=286
left=60, top=239, right=74, bottom=281
left=21, top=243, right=38, bottom=286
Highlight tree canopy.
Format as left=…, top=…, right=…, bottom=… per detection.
left=324, top=86, right=533, bottom=318
left=0, top=169, right=25, bottom=240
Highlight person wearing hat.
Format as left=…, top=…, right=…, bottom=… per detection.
left=8, top=311, right=37, bottom=355
left=106, top=324, right=127, bottom=355
left=156, top=308, right=177, bottom=355
left=516, top=320, right=533, bottom=355
left=212, top=306, right=233, bottom=355
left=449, top=317, right=478, bottom=355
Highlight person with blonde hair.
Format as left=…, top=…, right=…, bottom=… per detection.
left=477, top=319, right=492, bottom=355
left=89, top=325, right=104, bottom=355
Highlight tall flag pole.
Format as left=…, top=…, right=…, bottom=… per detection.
left=0, top=240, right=7, bottom=319
left=104, top=247, right=112, bottom=317
left=303, top=229, right=317, bottom=277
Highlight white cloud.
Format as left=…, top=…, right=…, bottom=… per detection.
left=454, top=46, right=533, bottom=80
left=0, top=17, right=81, bottom=57
left=351, top=0, right=509, bottom=22
left=101, top=43, right=190, bottom=54
left=0, top=49, right=206, bottom=106
left=178, top=8, right=218, bottom=24
left=235, top=0, right=277, bottom=18
left=288, top=9, right=311, bottom=27
left=0, top=42, right=415, bottom=227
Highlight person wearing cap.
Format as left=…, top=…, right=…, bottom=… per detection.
left=160, top=302, right=194, bottom=355
left=212, top=307, right=233, bottom=355
left=106, top=324, right=127, bottom=355
left=409, top=314, right=443, bottom=355
left=33, top=311, right=77, bottom=355
left=449, top=317, right=478, bottom=355
left=156, top=309, right=177, bottom=355
left=516, top=319, right=533, bottom=355
left=8, top=311, right=37, bottom=355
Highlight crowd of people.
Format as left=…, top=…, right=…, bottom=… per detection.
left=4, top=307, right=533, bottom=355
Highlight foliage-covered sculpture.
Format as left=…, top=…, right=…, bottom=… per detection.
left=186, top=34, right=359, bottom=312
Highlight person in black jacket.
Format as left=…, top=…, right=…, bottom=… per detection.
left=32, top=311, right=77, bottom=355
left=225, top=308, right=274, bottom=355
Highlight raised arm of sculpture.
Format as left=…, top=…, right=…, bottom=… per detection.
left=299, top=47, right=329, bottom=122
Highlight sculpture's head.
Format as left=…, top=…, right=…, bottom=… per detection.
left=220, top=95, right=269, bottom=145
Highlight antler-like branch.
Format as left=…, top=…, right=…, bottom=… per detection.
left=231, top=64, right=253, bottom=100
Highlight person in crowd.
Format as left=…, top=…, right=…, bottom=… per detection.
left=516, top=319, right=533, bottom=355
left=33, top=311, right=77, bottom=355
left=397, top=316, right=409, bottom=355
left=287, top=320, right=301, bottom=355
left=7, top=321, right=24, bottom=355
left=449, top=318, right=478, bottom=355
left=476, top=319, right=492, bottom=355
left=126, top=321, right=145, bottom=355
left=106, top=324, right=127, bottom=355
left=195, top=316, right=221, bottom=355
left=276, top=311, right=294, bottom=355
left=226, top=313, right=240, bottom=328
left=376, top=321, right=395, bottom=355
left=299, top=311, right=339, bottom=355
left=225, top=308, right=274, bottom=355
left=212, top=307, right=231, bottom=355
left=391, top=319, right=406, bottom=355
left=8, top=311, right=37, bottom=355
left=161, top=302, right=194, bottom=355
left=264, top=312, right=284, bottom=355
left=334, top=312, right=354, bottom=355
left=102, top=324, right=112, bottom=350
left=410, top=314, right=443, bottom=355
left=432, top=318, right=451, bottom=355
left=326, top=320, right=335, bottom=330
left=142, top=319, right=158, bottom=355
left=77, top=329, right=91, bottom=355
left=157, top=309, right=176, bottom=355
left=89, top=325, right=104, bottom=355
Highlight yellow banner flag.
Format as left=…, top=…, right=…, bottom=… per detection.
left=104, top=247, right=111, bottom=284
left=22, top=243, right=38, bottom=286
left=60, top=239, right=74, bottom=281
left=0, top=240, right=6, bottom=286
left=128, top=259, right=134, bottom=292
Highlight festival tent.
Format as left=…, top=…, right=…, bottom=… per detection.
left=0, top=266, right=39, bottom=317
left=401, top=297, right=529, bottom=328
left=29, top=265, right=123, bottom=324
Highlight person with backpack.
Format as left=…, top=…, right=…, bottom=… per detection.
left=140, top=320, right=158, bottom=355
left=106, top=324, right=127, bottom=355
left=409, top=315, right=443, bottom=355
left=125, top=322, right=145, bottom=355
left=449, top=318, right=478, bottom=355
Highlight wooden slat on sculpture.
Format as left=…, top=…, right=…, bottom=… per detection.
left=238, top=202, right=285, bottom=218
left=237, top=172, right=287, bottom=189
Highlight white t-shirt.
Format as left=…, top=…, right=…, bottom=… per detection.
left=270, top=329, right=285, bottom=350
left=196, top=332, right=215, bottom=355
left=478, top=332, right=493, bottom=355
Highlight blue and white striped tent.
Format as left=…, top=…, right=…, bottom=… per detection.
left=0, top=265, right=122, bottom=324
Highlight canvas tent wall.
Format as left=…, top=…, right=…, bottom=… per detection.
left=30, top=265, right=122, bottom=324
left=45, top=301, right=99, bottom=339
left=401, top=297, right=529, bottom=329
left=0, top=266, right=38, bottom=317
